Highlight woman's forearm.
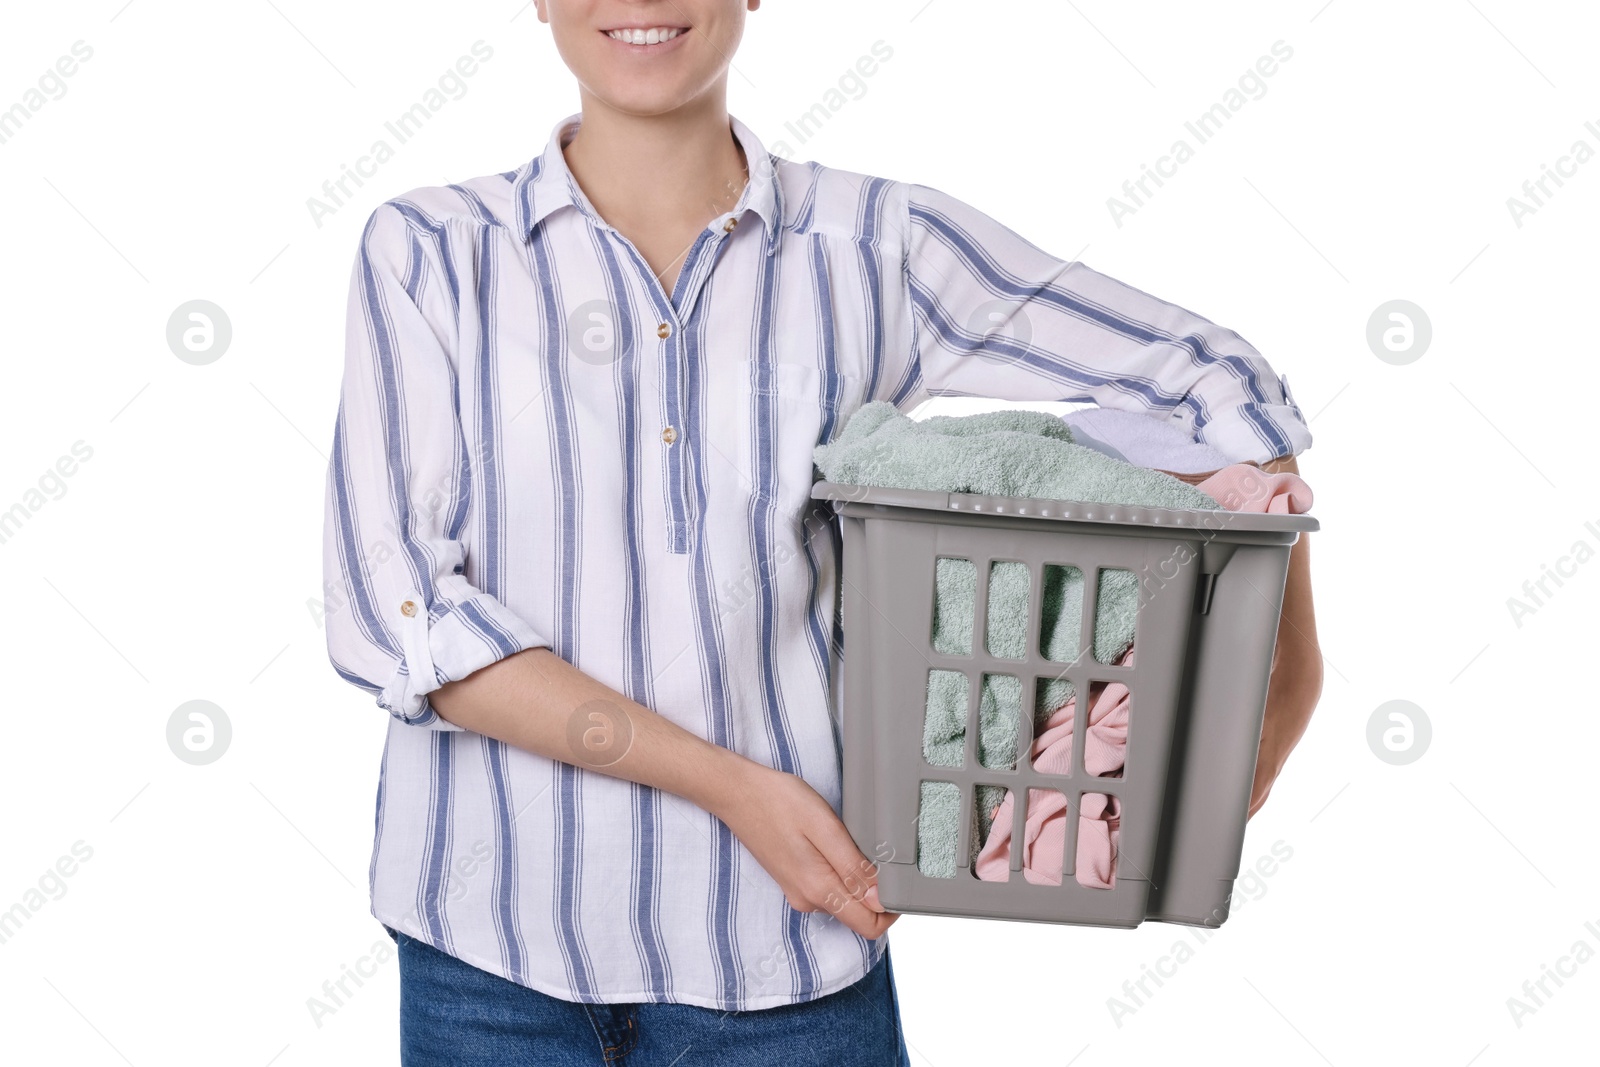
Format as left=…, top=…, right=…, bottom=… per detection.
left=428, top=646, right=897, bottom=938
left=1247, top=530, right=1321, bottom=816
left=1147, top=451, right=1323, bottom=817
left=1247, top=453, right=1323, bottom=817
left=427, top=647, right=758, bottom=820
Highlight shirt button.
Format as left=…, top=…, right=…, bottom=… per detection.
left=400, top=600, right=418, bottom=617
left=661, top=426, right=678, bottom=444
left=722, top=217, right=738, bottom=233
left=657, top=322, right=671, bottom=339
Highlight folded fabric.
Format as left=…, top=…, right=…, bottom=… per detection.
left=1192, top=463, right=1313, bottom=515
left=1061, top=406, right=1233, bottom=475
left=813, top=401, right=1227, bottom=511
left=969, top=463, right=1314, bottom=888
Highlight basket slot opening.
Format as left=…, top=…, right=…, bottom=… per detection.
left=974, top=787, right=1073, bottom=885
left=1030, top=676, right=1076, bottom=777
left=983, top=560, right=1030, bottom=660
left=1092, top=568, right=1138, bottom=665
left=969, top=785, right=1015, bottom=881
left=1017, top=788, right=1069, bottom=885
left=930, top=556, right=975, bottom=656
left=921, top=669, right=969, bottom=769
left=977, top=673, right=1022, bottom=770
left=1038, top=563, right=1085, bottom=664
left=915, top=780, right=962, bottom=879
left=1075, top=791, right=1120, bottom=890
left=1085, top=681, right=1131, bottom=781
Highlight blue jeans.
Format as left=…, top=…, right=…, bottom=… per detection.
left=390, top=927, right=911, bottom=1066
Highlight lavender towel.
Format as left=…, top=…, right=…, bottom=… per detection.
left=1062, top=407, right=1233, bottom=475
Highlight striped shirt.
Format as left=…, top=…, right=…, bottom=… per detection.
left=321, top=110, right=1312, bottom=1011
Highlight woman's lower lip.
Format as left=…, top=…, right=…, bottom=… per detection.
left=601, top=28, right=691, bottom=53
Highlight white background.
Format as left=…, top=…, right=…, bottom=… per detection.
left=2, top=1, right=1596, bottom=1064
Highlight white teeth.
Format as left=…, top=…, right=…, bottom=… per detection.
left=608, top=27, right=682, bottom=44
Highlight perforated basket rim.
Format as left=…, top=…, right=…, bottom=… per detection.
left=811, top=480, right=1319, bottom=535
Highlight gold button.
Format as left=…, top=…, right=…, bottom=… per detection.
left=657, top=322, right=671, bottom=339
left=722, top=217, right=738, bottom=233
left=400, top=600, right=418, bottom=617
left=661, top=426, right=678, bottom=444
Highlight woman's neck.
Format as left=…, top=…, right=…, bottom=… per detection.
left=561, top=93, right=749, bottom=239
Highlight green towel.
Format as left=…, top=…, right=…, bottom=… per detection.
left=813, top=400, right=1223, bottom=508
left=814, top=402, right=1224, bottom=878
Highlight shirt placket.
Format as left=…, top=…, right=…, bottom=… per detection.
left=613, top=214, right=744, bottom=554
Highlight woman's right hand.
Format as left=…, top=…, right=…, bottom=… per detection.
left=710, top=760, right=898, bottom=941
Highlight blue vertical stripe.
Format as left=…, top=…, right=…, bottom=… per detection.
left=682, top=285, right=745, bottom=1005
left=467, top=223, right=528, bottom=982
left=530, top=221, right=598, bottom=998
left=855, top=178, right=892, bottom=403
left=417, top=731, right=456, bottom=948
left=747, top=232, right=821, bottom=997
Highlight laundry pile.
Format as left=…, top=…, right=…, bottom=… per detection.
left=813, top=401, right=1313, bottom=887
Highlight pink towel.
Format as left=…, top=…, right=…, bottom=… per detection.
left=1194, top=463, right=1313, bottom=515
left=972, top=462, right=1313, bottom=888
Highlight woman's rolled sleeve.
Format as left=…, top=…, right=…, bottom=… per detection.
left=322, top=203, right=550, bottom=730
left=898, top=180, right=1312, bottom=464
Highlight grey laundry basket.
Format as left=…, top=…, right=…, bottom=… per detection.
left=814, top=480, right=1318, bottom=929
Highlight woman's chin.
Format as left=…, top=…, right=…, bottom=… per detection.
left=582, top=80, right=706, bottom=119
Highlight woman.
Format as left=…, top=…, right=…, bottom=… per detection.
left=321, top=1, right=1321, bottom=1062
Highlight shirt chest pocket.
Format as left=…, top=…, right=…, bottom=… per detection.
left=703, top=359, right=844, bottom=521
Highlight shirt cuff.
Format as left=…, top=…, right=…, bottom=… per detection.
left=1195, top=373, right=1313, bottom=465
left=376, top=591, right=551, bottom=729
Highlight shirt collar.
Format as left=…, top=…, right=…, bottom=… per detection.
left=513, top=111, right=784, bottom=254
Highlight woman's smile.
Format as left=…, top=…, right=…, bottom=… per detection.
left=601, top=24, right=691, bottom=52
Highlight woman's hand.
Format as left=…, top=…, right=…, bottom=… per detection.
left=709, top=761, right=899, bottom=941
